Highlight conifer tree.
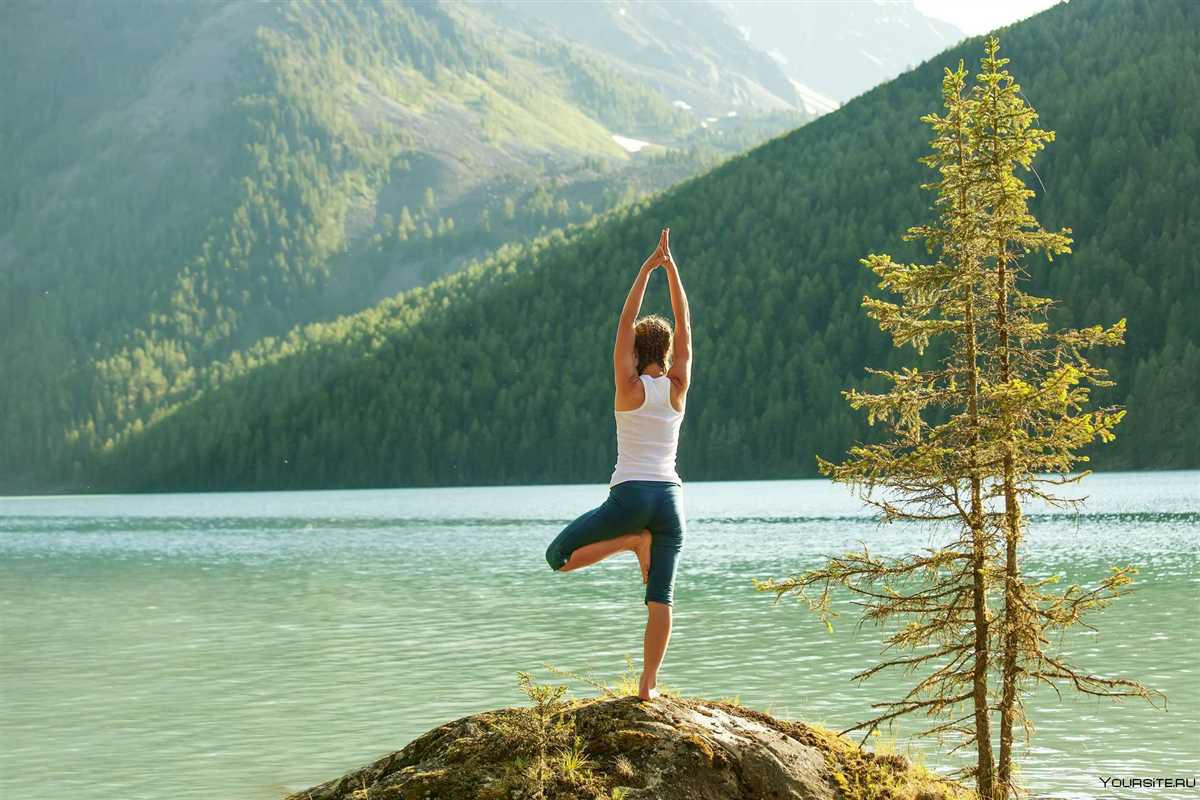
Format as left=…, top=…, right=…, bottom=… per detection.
left=757, top=57, right=1002, bottom=797
left=759, top=38, right=1165, bottom=800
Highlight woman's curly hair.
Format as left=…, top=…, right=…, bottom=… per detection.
left=634, top=315, right=673, bottom=375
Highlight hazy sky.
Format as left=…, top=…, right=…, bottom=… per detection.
left=913, top=0, right=1065, bottom=35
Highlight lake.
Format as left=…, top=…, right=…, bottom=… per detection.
left=1, top=472, right=1196, bottom=799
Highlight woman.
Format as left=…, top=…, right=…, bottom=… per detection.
left=545, top=226, right=692, bottom=701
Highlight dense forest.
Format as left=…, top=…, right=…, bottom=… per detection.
left=0, top=0, right=817, bottom=492
left=74, top=0, right=1197, bottom=492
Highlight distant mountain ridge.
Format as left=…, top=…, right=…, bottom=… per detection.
left=717, top=0, right=964, bottom=101
left=479, top=0, right=804, bottom=115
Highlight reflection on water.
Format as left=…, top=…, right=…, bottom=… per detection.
left=1, top=471, right=1197, bottom=799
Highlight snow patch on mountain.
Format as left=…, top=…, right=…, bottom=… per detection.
left=859, top=49, right=885, bottom=68
left=788, top=79, right=840, bottom=116
left=612, top=134, right=653, bottom=153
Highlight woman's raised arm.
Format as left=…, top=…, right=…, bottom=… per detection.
left=662, top=229, right=692, bottom=391
left=614, top=238, right=664, bottom=388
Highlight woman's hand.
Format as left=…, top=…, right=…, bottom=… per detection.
left=641, top=228, right=672, bottom=273
left=641, top=240, right=664, bottom=273
left=640, top=250, right=662, bottom=273
left=660, top=227, right=676, bottom=270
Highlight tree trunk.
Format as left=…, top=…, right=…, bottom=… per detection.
left=964, top=294, right=996, bottom=800
left=957, top=107, right=996, bottom=800
left=995, top=240, right=1023, bottom=800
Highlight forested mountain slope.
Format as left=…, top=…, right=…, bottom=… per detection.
left=31, top=0, right=1200, bottom=490
left=2, top=0, right=823, bottom=491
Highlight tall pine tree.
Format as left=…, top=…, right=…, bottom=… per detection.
left=758, top=55, right=1002, bottom=797
left=758, top=38, right=1165, bottom=800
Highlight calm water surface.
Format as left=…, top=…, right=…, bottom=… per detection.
left=1, top=472, right=1196, bottom=799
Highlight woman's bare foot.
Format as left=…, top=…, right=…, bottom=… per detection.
left=630, top=530, right=651, bottom=584
left=638, top=685, right=660, bottom=702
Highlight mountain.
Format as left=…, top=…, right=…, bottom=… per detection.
left=2, top=0, right=821, bottom=491
left=75, top=0, right=1198, bottom=492
left=716, top=0, right=965, bottom=102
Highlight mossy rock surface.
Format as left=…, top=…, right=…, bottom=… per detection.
left=284, top=695, right=972, bottom=800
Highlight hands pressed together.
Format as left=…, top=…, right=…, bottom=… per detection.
left=641, top=227, right=675, bottom=273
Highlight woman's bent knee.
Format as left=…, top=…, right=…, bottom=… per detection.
left=546, top=542, right=567, bottom=571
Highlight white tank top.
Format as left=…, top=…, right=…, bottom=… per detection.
left=610, top=374, right=684, bottom=487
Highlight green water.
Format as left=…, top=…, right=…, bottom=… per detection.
left=1, top=472, right=1196, bottom=799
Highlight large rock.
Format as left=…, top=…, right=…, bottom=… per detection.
left=285, top=694, right=970, bottom=800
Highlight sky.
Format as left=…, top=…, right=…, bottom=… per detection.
left=913, top=0, right=1065, bottom=35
